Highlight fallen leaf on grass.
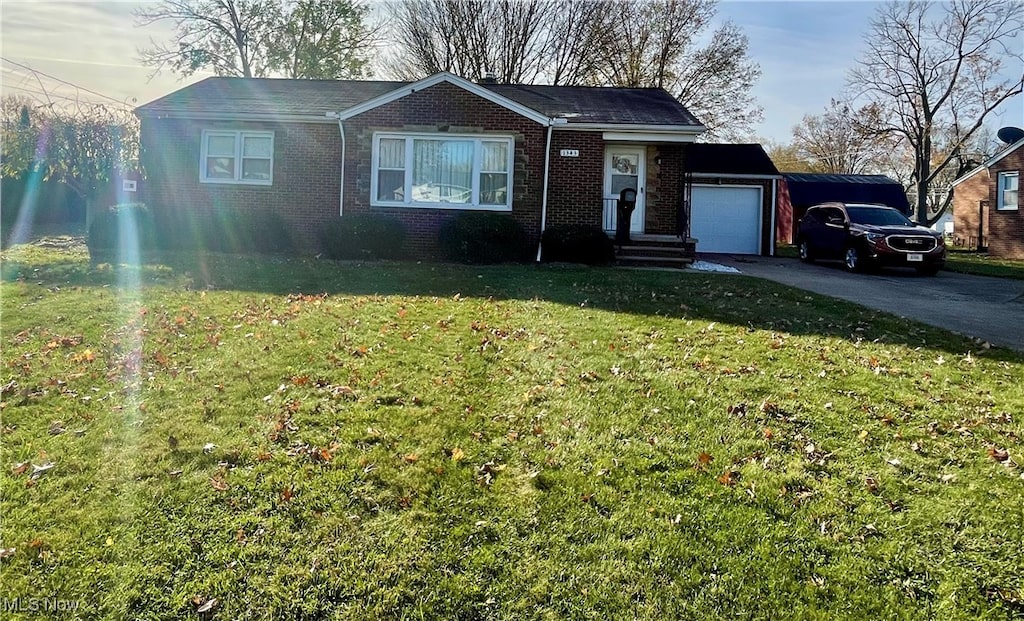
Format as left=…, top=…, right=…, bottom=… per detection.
left=210, top=476, right=228, bottom=491
left=202, top=443, right=217, bottom=454
left=11, top=462, right=29, bottom=475
left=865, top=476, right=879, bottom=493
left=403, top=454, right=419, bottom=463
left=450, top=447, right=465, bottom=462
left=168, top=469, right=183, bottom=478
left=987, top=447, right=1010, bottom=462
left=695, top=452, right=714, bottom=470
left=717, top=470, right=739, bottom=486
left=196, top=598, right=218, bottom=614
left=0, top=548, right=15, bottom=559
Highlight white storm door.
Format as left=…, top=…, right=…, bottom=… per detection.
left=604, top=147, right=645, bottom=233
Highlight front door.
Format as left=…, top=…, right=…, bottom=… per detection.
left=604, top=147, right=645, bottom=234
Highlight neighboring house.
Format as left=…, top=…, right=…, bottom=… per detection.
left=775, top=173, right=911, bottom=244
left=135, top=72, right=777, bottom=261
left=951, top=138, right=1023, bottom=258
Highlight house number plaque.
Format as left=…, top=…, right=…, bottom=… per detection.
left=559, top=149, right=580, bottom=157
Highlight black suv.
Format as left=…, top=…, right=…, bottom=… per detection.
left=797, top=203, right=946, bottom=275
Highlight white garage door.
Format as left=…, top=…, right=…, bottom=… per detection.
left=690, top=185, right=762, bottom=254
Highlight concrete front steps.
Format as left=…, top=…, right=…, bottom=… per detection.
left=612, top=234, right=697, bottom=268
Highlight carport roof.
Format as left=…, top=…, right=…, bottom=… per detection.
left=782, top=173, right=911, bottom=213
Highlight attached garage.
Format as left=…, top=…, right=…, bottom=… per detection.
left=686, top=144, right=781, bottom=256
left=691, top=185, right=763, bottom=254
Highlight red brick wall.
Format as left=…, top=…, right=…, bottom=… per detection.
left=141, top=82, right=559, bottom=258
left=139, top=117, right=341, bottom=247
left=546, top=132, right=605, bottom=229
left=139, top=81, right=696, bottom=258
left=645, top=144, right=685, bottom=235
left=338, top=82, right=548, bottom=258
left=986, top=147, right=1024, bottom=259
left=952, top=170, right=989, bottom=249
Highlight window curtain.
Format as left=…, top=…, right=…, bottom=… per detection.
left=413, top=139, right=473, bottom=203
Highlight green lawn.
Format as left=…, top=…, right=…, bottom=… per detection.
left=943, top=251, right=1024, bottom=280
left=2, top=242, right=1022, bottom=620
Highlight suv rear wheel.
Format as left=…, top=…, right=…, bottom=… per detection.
left=798, top=239, right=813, bottom=263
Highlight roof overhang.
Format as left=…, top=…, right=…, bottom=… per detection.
left=553, top=123, right=705, bottom=141
left=335, top=72, right=552, bottom=125
left=134, top=110, right=336, bottom=124
left=952, top=136, right=1024, bottom=187
left=600, top=130, right=701, bottom=143
left=691, top=172, right=783, bottom=180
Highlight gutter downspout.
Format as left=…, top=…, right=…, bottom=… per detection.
left=769, top=177, right=777, bottom=256
left=537, top=118, right=567, bottom=262
left=327, top=112, right=345, bottom=216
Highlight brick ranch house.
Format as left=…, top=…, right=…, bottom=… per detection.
left=135, top=72, right=777, bottom=261
left=951, top=136, right=1023, bottom=258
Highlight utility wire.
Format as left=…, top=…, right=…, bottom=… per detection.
left=0, top=57, right=132, bottom=108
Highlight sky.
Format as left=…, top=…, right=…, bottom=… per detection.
left=0, top=0, right=1021, bottom=144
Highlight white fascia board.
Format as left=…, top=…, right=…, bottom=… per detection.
left=137, top=111, right=336, bottom=124
left=950, top=164, right=988, bottom=188
left=600, top=131, right=699, bottom=143
left=983, top=137, right=1024, bottom=168
left=691, top=172, right=783, bottom=180
left=953, top=137, right=1024, bottom=187
left=556, top=123, right=706, bottom=133
left=336, top=72, right=550, bottom=126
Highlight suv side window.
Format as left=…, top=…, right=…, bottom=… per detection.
left=805, top=208, right=823, bottom=224
left=823, top=207, right=846, bottom=225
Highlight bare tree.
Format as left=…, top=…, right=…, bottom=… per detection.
left=385, top=0, right=762, bottom=141
left=386, top=0, right=553, bottom=83
left=848, top=0, right=1024, bottom=224
left=545, top=1, right=612, bottom=85
left=136, top=0, right=281, bottom=78
left=789, top=100, right=892, bottom=175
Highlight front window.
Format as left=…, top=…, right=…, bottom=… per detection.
left=372, top=133, right=513, bottom=210
left=200, top=130, right=274, bottom=185
left=997, top=172, right=1019, bottom=211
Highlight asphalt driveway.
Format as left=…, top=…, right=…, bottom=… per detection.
left=704, top=254, right=1024, bottom=352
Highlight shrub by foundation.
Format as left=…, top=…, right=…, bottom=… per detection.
left=438, top=213, right=528, bottom=264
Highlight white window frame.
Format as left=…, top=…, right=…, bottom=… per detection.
left=200, top=129, right=274, bottom=186
left=370, top=132, right=514, bottom=211
left=996, top=171, right=1019, bottom=211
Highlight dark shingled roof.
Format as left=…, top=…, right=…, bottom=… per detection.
left=484, top=84, right=701, bottom=126
left=136, top=76, right=703, bottom=127
left=136, top=77, right=405, bottom=117
left=783, top=173, right=911, bottom=213
left=686, top=144, right=780, bottom=176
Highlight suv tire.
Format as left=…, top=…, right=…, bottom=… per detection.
left=798, top=239, right=814, bottom=263
left=844, top=246, right=864, bottom=272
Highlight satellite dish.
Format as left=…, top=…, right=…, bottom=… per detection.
left=997, top=126, right=1024, bottom=144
